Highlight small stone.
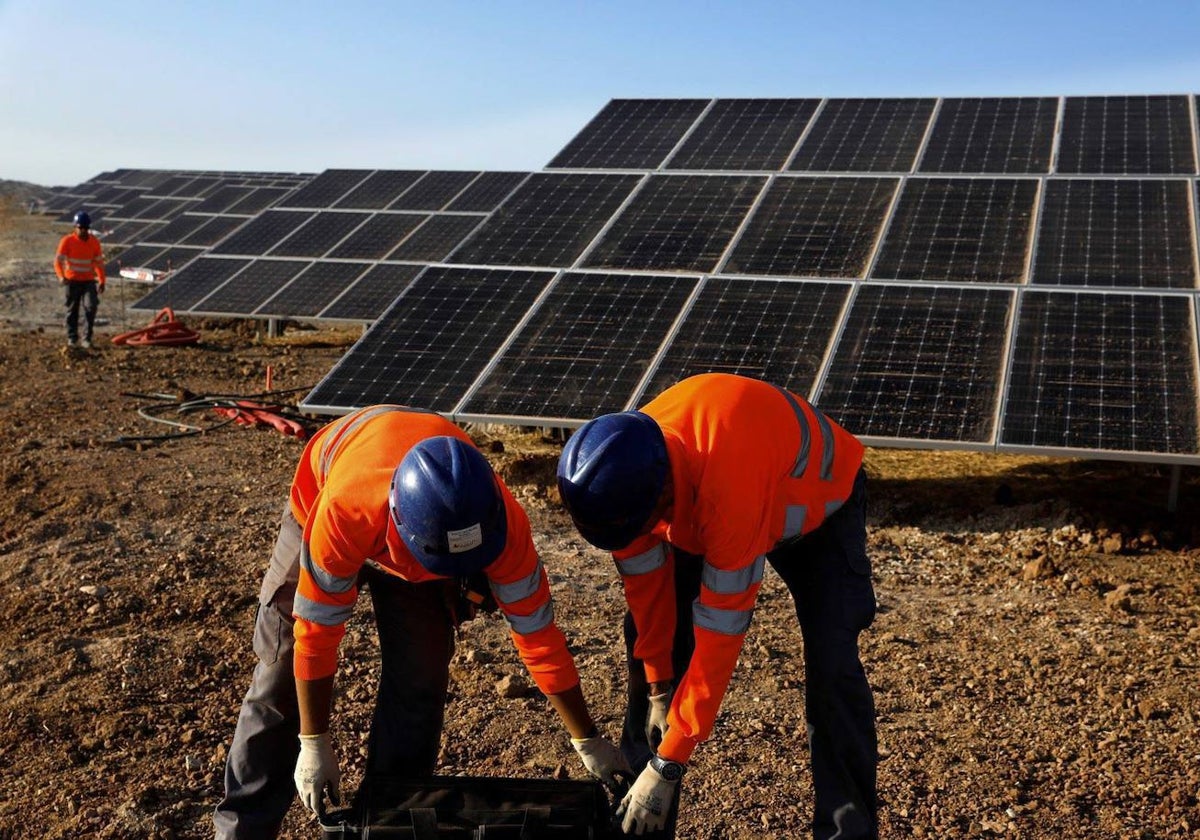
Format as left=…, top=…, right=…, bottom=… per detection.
left=496, top=674, right=533, bottom=699
left=184, top=755, right=202, bottom=771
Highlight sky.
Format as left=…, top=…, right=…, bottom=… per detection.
left=2, top=0, right=1198, bottom=188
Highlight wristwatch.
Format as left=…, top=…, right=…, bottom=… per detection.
left=648, top=753, right=686, bottom=782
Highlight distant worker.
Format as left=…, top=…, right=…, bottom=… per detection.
left=557, top=373, right=877, bottom=839
left=53, top=210, right=106, bottom=350
left=214, top=406, right=629, bottom=838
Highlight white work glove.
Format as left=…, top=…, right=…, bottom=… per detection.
left=571, top=734, right=632, bottom=791
left=294, top=732, right=341, bottom=817
left=618, top=762, right=678, bottom=835
left=646, top=690, right=672, bottom=751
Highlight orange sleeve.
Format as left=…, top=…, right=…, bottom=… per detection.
left=614, top=533, right=677, bottom=684
left=93, top=238, right=106, bottom=283
left=291, top=494, right=373, bottom=680
left=54, top=236, right=67, bottom=279
left=487, top=490, right=580, bottom=695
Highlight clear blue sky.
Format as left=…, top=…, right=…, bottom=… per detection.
left=2, top=0, right=1197, bottom=187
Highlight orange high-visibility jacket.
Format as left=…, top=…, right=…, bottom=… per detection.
left=54, top=232, right=105, bottom=283
left=613, top=373, right=864, bottom=763
left=290, top=405, right=580, bottom=696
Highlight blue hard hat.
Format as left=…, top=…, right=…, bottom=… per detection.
left=389, top=436, right=507, bottom=576
left=556, top=411, right=668, bottom=551
left=73, top=210, right=91, bottom=228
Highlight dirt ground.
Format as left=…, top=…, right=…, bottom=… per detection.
left=1, top=195, right=1198, bottom=839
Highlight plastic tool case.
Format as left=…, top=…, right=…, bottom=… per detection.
left=319, top=774, right=620, bottom=839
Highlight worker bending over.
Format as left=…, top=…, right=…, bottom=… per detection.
left=557, top=373, right=877, bottom=839
left=215, top=405, right=628, bottom=838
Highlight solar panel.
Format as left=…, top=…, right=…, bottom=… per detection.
left=789, top=98, right=936, bottom=172
left=144, top=246, right=204, bottom=273
left=278, top=169, right=372, bottom=208
left=582, top=174, right=766, bottom=272
left=192, top=259, right=314, bottom=315
left=816, top=284, right=1014, bottom=443
left=103, top=220, right=162, bottom=247
left=106, top=245, right=168, bottom=277
left=130, top=257, right=251, bottom=312
left=449, top=173, right=640, bottom=267
left=182, top=215, right=249, bottom=248
left=228, top=187, right=295, bottom=215
left=1001, top=291, right=1198, bottom=454
left=385, top=214, right=485, bottom=262
left=871, top=178, right=1039, bottom=283
left=256, top=261, right=372, bottom=317
left=210, top=210, right=315, bottom=256
left=326, top=213, right=429, bottom=260
left=191, top=186, right=254, bottom=214
left=303, top=267, right=556, bottom=413
left=723, top=176, right=898, bottom=277
left=444, top=172, right=530, bottom=212
left=666, top=99, right=820, bottom=171
left=547, top=99, right=710, bottom=169
left=318, top=263, right=425, bottom=321
left=641, top=277, right=850, bottom=400
left=1055, top=95, right=1196, bottom=175
left=918, top=97, right=1058, bottom=174
left=459, top=272, right=698, bottom=422
left=142, top=214, right=212, bottom=245
left=267, top=211, right=372, bottom=258
left=388, top=171, right=481, bottom=211
left=1031, top=179, right=1196, bottom=288
left=333, top=170, right=426, bottom=209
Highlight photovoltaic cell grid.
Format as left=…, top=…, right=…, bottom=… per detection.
left=459, top=272, right=699, bottom=421
left=871, top=178, right=1040, bottom=284
left=256, top=261, right=372, bottom=317
left=640, top=278, right=851, bottom=400
left=1032, top=179, right=1196, bottom=288
left=327, top=213, right=429, bottom=260
left=723, top=177, right=898, bottom=278
left=389, top=171, right=480, bottom=211
left=334, top=171, right=425, bottom=209
left=303, top=267, right=557, bottom=413
left=816, top=285, right=1015, bottom=443
left=582, top=175, right=767, bottom=272
left=1001, top=291, right=1199, bottom=454
left=192, top=259, right=314, bottom=315
left=449, top=173, right=641, bottom=267
left=319, top=263, right=424, bottom=321
left=130, top=257, right=251, bottom=312
left=788, top=98, right=937, bottom=173
left=387, top=215, right=485, bottom=262
left=666, top=99, right=820, bottom=171
left=278, top=169, right=371, bottom=208
left=918, top=97, right=1058, bottom=174
left=268, top=211, right=371, bottom=258
left=547, top=99, right=711, bottom=169
left=1055, top=95, right=1195, bottom=174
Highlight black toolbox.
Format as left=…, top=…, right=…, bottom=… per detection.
left=318, top=774, right=621, bottom=839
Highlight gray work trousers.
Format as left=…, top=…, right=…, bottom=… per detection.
left=213, top=505, right=456, bottom=839
left=622, top=469, right=877, bottom=840
left=63, top=280, right=98, bottom=343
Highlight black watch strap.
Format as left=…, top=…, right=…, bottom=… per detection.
left=649, top=753, right=685, bottom=782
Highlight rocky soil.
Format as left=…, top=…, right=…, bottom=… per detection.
left=1, top=196, right=1198, bottom=838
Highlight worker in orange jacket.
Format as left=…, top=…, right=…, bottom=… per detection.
left=558, top=373, right=877, bottom=839
left=215, top=406, right=629, bottom=838
left=54, top=210, right=106, bottom=349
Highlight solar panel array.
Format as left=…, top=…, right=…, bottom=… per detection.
left=46, top=168, right=315, bottom=279
left=57, top=95, right=1200, bottom=465
left=127, top=169, right=531, bottom=322
left=305, top=95, right=1200, bottom=466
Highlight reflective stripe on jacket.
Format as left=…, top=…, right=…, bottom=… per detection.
left=289, top=405, right=579, bottom=694
left=615, top=373, right=864, bottom=763
left=55, top=233, right=105, bottom=282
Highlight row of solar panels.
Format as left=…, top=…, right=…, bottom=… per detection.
left=548, top=95, right=1200, bottom=175
left=48, top=95, right=1200, bottom=464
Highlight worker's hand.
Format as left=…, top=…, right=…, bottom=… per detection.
left=617, top=762, right=678, bottom=835
left=646, top=689, right=672, bottom=751
left=98, top=282, right=106, bottom=294
left=293, top=732, right=340, bottom=817
left=570, top=734, right=632, bottom=792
